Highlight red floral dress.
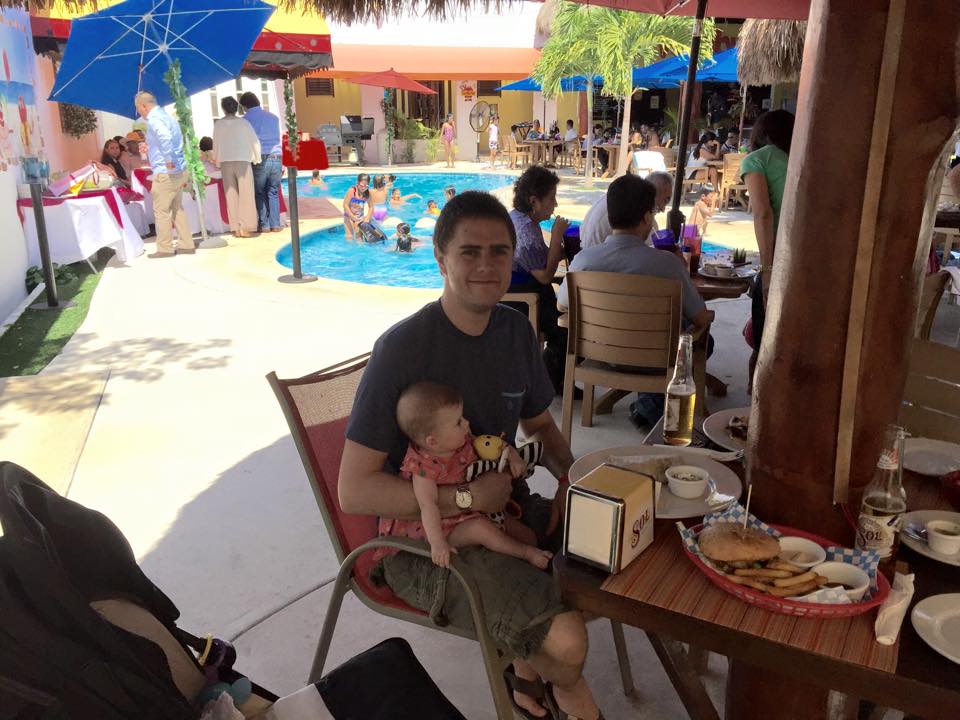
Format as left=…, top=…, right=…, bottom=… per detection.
left=378, top=436, right=485, bottom=544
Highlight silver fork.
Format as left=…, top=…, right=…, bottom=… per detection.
left=653, top=444, right=745, bottom=463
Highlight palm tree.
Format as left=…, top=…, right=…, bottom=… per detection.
left=535, top=2, right=715, bottom=179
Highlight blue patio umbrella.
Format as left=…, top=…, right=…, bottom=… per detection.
left=696, top=47, right=738, bottom=83
left=498, top=75, right=604, bottom=92
left=632, top=55, right=692, bottom=85
left=50, top=0, right=275, bottom=118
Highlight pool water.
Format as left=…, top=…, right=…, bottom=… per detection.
left=276, top=172, right=516, bottom=288
left=276, top=171, right=727, bottom=289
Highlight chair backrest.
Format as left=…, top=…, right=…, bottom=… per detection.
left=916, top=270, right=948, bottom=340
left=267, top=354, right=372, bottom=563
left=900, top=339, right=960, bottom=443
left=720, top=153, right=745, bottom=190
left=565, top=271, right=681, bottom=371
left=631, top=151, right=668, bottom=178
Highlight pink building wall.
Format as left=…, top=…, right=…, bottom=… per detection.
left=34, top=54, right=102, bottom=177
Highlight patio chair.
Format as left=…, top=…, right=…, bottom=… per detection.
left=502, top=291, right=540, bottom=336
left=916, top=270, right=948, bottom=340
left=267, top=356, right=637, bottom=717
left=899, top=338, right=960, bottom=443
left=560, top=272, right=708, bottom=441
left=719, top=153, right=747, bottom=209
left=630, top=150, right=668, bottom=179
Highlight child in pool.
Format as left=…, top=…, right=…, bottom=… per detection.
left=309, top=170, right=326, bottom=188
left=369, top=175, right=392, bottom=221
left=426, top=199, right=441, bottom=216
left=443, top=186, right=456, bottom=202
left=389, top=187, right=422, bottom=207
left=392, top=222, right=423, bottom=253
left=382, top=381, right=553, bottom=569
left=342, top=173, right=372, bottom=241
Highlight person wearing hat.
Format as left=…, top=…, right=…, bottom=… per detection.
left=121, top=130, right=149, bottom=177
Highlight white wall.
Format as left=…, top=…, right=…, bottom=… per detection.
left=455, top=80, right=479, bottom=161
left=0, top=169, right=28, bottom=323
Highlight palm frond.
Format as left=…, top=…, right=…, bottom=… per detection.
left=737, top=18, right=806, bottom=87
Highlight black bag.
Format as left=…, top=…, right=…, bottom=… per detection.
left=317, top=638, right=466, bottom=720
left=358, top=222, right=387, bottom=244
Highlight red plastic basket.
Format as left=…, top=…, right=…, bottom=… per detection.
left=682, top=523, right=891, bottom=618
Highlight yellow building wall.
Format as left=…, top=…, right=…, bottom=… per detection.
left=476, top=87, right=531, bottom=146
left=293, top=78, right=362, bottom=135
left=555, top=91, right=579, bottom=131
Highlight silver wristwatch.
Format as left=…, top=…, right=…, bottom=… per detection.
left=454, top=484, right=473, bottom=510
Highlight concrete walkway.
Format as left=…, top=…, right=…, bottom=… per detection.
left=18, top=163, right=763, bottom=717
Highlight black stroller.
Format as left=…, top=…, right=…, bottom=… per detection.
left=0, top=462, right=465, bottom=719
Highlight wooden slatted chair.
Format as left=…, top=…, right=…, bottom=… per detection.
left=501, top=292, right=540, bottom=336
left=899, top=339, right=960, bottom=443
left=268, top=354, right=636, bottom=717
left=719, top=153, right=747, bottom=209
left=560, top=272, right=683, bottom=442
left=916, top=271, right=949, bottom=340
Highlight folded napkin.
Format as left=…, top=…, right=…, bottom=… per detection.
left=874, top=572, right=915, bottom=645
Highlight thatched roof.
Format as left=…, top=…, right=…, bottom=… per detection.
left=737, top=19, right=806, bottom=87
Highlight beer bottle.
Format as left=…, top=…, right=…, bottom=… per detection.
left=663, top=334, right=696, bottom=446
left=855, top=424, right=908, bottom=581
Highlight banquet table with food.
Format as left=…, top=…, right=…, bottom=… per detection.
left=554, top=417, right=960, bottom=719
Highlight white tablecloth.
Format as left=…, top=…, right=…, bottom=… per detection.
left=130, top=169, right=229, bottom=235
left=21, top=188, right=144, bottom=266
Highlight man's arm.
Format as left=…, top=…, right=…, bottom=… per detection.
left=339, top=439, right=512, bottom=519
left=520, top=409, right=574, bottom=535
left=152, top=116, right=177, bottom=169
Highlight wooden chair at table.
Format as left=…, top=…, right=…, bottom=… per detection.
left=719, top=153, right=747, bottom=209
left=560, top=272, right=709, bottom=441
left=501, top=291, right=540, bottom=337
left=915, top=270, right=948, bottom=340
left=899, top=338, right=960, bottom=443
left=268, top=354, right=637, bottom=717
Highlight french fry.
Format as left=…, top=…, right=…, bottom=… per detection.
left=734, top=568, right=793, bottom=579
left=725, top=575, right=772, bottom=592
left=767, top=578, right=823, bottom=597
left=768, top=560, right=804, bottom=573
left=772, top=570, right=817, bottom=588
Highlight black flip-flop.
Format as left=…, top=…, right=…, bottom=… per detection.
left=543, top=682, right=605, bottom=720
left=503, top=668, right=551, bottom=720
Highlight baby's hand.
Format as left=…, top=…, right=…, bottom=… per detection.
left=431, top=540, right=456, bottom=568
left=505, top=446, right=527, bottom=479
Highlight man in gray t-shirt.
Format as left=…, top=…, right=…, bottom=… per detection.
left=340, top=192, right=602, bottom=719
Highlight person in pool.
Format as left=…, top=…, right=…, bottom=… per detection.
left=444, top=186, right=456, bottom=202
left=389, top=187, right=422, bottom=207
left=309, top=170, right=326, bottom=188
left=392, top=222, right=424, bottom=253
left=426, top=199, right=441, bottom=216
left=343, top=173, right=373, bottom=241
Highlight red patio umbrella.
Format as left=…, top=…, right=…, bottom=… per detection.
left=349, top=68, right=437, bottom=94
left=581, top=0, right=809, bottom=19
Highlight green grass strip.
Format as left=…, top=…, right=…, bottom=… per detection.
left=0, top=262, right=103, bottom=376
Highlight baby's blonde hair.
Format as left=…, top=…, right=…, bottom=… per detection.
left=397, top=381, right=461, bottom=444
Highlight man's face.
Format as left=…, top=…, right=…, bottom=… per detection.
left=727, top=133, right=738, bottom=145
left=436, top=217, right=514, bottom=313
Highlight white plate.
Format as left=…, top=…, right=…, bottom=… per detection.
left=903, top=437, right=960, bottom=476
left=569, top=445, right=742, bottom=519
left=911, top=593, right=960, bottom=665
left=901, top=510, right=960, bottom=567
left=702, top=407, right=751, bottom=452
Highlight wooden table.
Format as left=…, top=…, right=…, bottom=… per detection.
left=526, top=138, right=564, bottom=166
left=555, top=425, right=960, bottom=719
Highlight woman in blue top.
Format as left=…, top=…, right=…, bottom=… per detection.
left=342, top=173, right=373, bottom=241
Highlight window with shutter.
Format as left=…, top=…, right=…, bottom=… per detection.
left=306, top=79, right=335, bottom=97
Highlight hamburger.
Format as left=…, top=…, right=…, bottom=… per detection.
left=698, top=522, right=780, bottom=570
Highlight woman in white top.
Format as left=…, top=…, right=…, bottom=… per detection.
left=213, top=96, right=261, bottom=237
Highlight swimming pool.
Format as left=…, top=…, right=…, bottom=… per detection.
left=277, top=172, right=517, bottom=289
left=276, top=171, right=726, bottom=289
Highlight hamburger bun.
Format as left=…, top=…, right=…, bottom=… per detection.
left=698, top=522, right=780, bottom=563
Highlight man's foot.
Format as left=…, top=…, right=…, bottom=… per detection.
left=176, top=247, right=196, bottom=255
left=546, top=680, right=603, bottom=720
left=147, top=251, right=175, bottom=259
left=523, top=546, right=554, bottom=570
left=504, top=666, right=549, bottom=719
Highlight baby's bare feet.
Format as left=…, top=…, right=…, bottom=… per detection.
left=524, top=546, right=554, bottom=570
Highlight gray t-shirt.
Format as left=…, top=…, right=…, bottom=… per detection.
left=557, top=234, right=706, bottom=323
left=346, top=300, right=556, bottom=472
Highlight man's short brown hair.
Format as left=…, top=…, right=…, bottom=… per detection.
left=396, top=381, right=463, bottom=444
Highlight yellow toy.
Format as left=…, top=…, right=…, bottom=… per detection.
left=473, top=434, right=504, bottom=461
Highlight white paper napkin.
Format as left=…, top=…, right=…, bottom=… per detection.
left=874, top=572, right=915, bottom=645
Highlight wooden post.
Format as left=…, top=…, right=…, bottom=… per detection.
left=733, top=0, right=959, bottom=717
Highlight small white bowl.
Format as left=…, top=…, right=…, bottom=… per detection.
left=926, top=520, right=960, bottom=556
left=665, top=465, right=709, bottom=499
left=703, top=262, right=736, bottom=277
left=777, top=536, right=827, bottom=568
left=812, top=561, right=870, bottom=602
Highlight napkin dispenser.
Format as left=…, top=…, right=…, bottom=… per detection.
left=563, top=463, right=655, bottom=573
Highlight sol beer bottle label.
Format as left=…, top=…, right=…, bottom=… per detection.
left=664, top=399, right=680, bottom=431
left=856, top=512, right=901, bottom=557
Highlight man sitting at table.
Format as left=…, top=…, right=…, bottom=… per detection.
left=135, top=91, right=194, bottom=258
left=579, top=171, right=673, bottom=250
left=557, top=174, right=714, bottom=427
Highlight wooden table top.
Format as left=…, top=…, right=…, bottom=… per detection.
left=556, top=426, right=960, bottom=718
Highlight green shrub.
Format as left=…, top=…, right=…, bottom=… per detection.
left=25, top=263, right=78, bottom=294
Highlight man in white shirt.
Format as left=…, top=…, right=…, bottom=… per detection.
left=488, top=116, right=499, bottom=168
left=578, top=171, right=673, bottom=250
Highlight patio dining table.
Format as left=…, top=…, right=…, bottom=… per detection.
left=555, top=419, right=960, bottom=720
left=526, top=138, right=565, bottom=166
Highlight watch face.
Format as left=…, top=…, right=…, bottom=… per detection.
left=455, top=487, right=472, bottom=510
